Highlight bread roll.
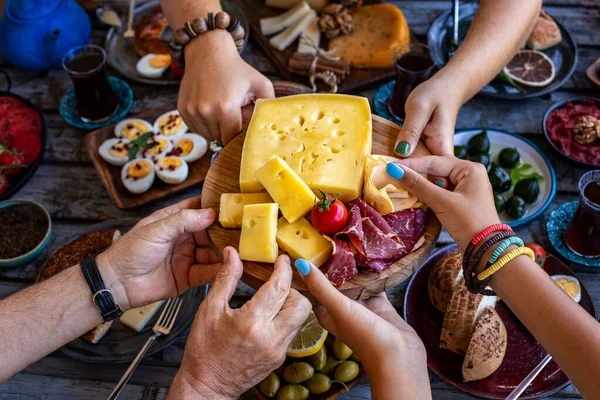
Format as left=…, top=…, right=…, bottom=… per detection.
left=462, top=307, right=507, bottom=382
left=81, top=321, right=114, bottom=344
left=527, top=11, right=561, bottom=50
left=428, top=250, right=463, bottom=313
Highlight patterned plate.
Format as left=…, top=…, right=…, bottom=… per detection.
left=547, top=201, right=600, bottom=267
left=59, top=76, right=133, bottom=130
left=373, top=80, right=400, bottom=124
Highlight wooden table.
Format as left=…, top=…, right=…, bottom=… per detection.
left=0, top=1, right=598, bottom=398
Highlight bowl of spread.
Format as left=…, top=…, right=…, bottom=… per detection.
left=543, top=97, right=600, bottom=167
left=0, top=199, right=52, bottom=268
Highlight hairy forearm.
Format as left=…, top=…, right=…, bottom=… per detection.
left=0, top=266, right=102, bottom=382
left=436, top=0, right=542, bottom=103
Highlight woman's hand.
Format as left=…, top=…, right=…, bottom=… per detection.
left=97, top=196, right=221, bottom=310
left=178, top=30, right=274, bottom=146
left=394, top=75, right=462, bottom=157
left=386, top=156, right=500, bottom=250
left=169, top=249, right=311, bottom=400
left=294, top=259, right=431, bottom=400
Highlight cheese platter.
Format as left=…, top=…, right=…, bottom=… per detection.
left=202, top=93, right=441, bottom=300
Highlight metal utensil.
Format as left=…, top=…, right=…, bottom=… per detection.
left=96, top=6, right=122, bottom=28
left=123, top=0, right=136, bottom=38
left=448, top=0, right=460, bottom=57
left=107, top=297, right=183, bottom=400
left=505, top=354, right=553, bottom=400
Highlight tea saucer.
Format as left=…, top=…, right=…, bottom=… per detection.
left=373, top=80, right=403, bottom=125
left=546, top=201, right=600, bottom=267
left=59, top=76, right=133, bottom=130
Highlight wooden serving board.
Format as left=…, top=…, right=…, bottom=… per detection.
left=201, top=101, right=441, bottom=300
left=231, top=0, right=396, bottom=93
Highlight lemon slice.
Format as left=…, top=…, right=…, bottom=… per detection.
left=287, top=311, right=328, bottom=358
left=503, top=49, right=556, bottom=87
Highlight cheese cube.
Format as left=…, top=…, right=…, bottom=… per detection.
left=219, top=193, right=273, bottom=228
left=240, top=94, right=372, bottom=202
left=120, top=300, right=165, bottom=332
left=276, top=217, right=333, bottom=267
left=239, top=203, right=279, bottom=263
left=255, top=156, right=315, bottom=223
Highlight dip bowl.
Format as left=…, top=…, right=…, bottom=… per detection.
left=0, top=199, right=52, bottom=268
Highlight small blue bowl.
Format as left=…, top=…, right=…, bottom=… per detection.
left=0, top=199, right=52, bottom=268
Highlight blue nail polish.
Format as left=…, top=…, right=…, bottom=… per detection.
left=294, top=259, right=311, bottom=276
left=435, top=179, right=444, bottom=187
left=386, top=163, right=405, bottom=179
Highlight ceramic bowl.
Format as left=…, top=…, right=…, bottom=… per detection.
left=0, top=199, right=52, bottom=268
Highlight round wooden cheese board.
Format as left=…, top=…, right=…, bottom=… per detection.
left=201, top=96, right=441, bottom=300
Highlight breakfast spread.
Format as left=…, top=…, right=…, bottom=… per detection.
left=220, top=93, right=426, bottom=287
left=526, top=10, right=562, bottom=51
left=546, top=100, right=600, bottom=165
left=98, top=111, right=207, bottom=195
left=0, top=203, right=48, bottom=259
left=551, top=274, right=581, bottom=302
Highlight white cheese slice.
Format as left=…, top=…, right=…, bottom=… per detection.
left=120, top=300, right=165, bottom=332
left=260, top=1, right=311, bottom=36
left=269, top=10, right=317, bottom=51
left=266, top=0, right=326, bottom=12
left=297, top=17, right=320, bottom=55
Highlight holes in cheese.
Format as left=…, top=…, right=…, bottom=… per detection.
left=219, top=193, right=273, bottom=228
left=255, top=156, right=315, bottom=223
left=240, top=94, right=372, bottom=202
left=277, top=217, right=333, bottom=267
left=239, top=203, right=279, bottom=263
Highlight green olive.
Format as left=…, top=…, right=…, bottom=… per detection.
left=334, top=361, right=360, bottom=383
left=283, top=362, right=314, bottom=384
left=304, top=373, right=332, bottom=395
left=320, top=355, right=342, bottom=375
left=259, top=372, right=280, bottom=398
left=349, top=352, right=361, bottom=363
left=332, top=338, right=353, bottom=361
left=325, top=334, right=335, bottom=349
left=307, top=346, right=327, bottom=371
left=276, top=384, right=309, bottom=400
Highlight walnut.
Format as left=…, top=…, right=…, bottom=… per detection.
left=573, top=115, right=600, bottom=145
left=319, top=3, right=354, bottom=39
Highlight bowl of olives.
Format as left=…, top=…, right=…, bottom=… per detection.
left=254, top=336, right=365, bottom=400
left=454, top=128, right=556, bottom=227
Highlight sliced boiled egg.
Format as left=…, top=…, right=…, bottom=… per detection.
left=153, top=110, right=187, bottom=137
left=121, top=159, right=155, bottom=194
left=114, top=118, right=153, bottom=140
left=140, top=135, right=173, bottom=161
left=551, top=274, right=581, bottom=303
left=170, top=134, right=208, bottom=162
left=136, top=53, right=171, bottom=79
left=155, top=156, right=189, bottom=184
left=98, top=138, right=130, bottom=166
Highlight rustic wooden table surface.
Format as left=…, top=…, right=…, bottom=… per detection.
left=1, top=0, right=598, bottom=399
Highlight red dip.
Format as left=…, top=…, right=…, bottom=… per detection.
left=546, top=100, right=600, bottom=165
left=0, top=204, right=48, bottom=259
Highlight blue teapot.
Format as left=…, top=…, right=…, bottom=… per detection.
left=0, top=0, right=92, bottom=70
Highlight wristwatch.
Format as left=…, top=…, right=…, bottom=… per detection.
left=80, top=256, right=123, bottom=321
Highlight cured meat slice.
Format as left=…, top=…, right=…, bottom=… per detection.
left=355, top=251, right=391, bottom=272
left=361, top=218, right=406, bottom=260
left=334, top=203, right=364, bottom=253
left=321, top=239, right=358, bottom=286
left=383, top=208, right=426, bottom=250
left=351, top=198, right=396, bottom=236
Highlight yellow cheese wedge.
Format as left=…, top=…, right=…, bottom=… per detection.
left=239, top=203, right=279, bottom=263
left=255, top=156, right=315, bottom=223
left=120, top=300, right=165, bottom=332
left=329, top=4, right=410, bottom=68
left=219, top=192, right=273, bottom=228
left=363, top=154, right=418, bottom=214
left=240, top=94, right=372, bottom=202
left=276, top=217, right=333, bottom=267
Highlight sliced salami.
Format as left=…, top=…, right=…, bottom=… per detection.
left=321, top=239, right=358, bottom=287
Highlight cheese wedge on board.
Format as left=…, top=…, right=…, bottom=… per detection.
left=239, top=203, right=279, bottom=263
left=276, top=217, right=333, bottom=267
left=255, top=156, right=315, bottom=223
left=120, top=300, right=165, bottom=332
left=270, top=10, right=317, bottom=51
left=297, top=17, right=321, bottom=55
left=240, top=94, right=372, bottom=202
left=219, top=192, right=273, bottom=228
left=260, top=1, right=311, bottom=36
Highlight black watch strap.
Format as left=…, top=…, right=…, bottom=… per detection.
left=80, top=256, right=123, bottom=322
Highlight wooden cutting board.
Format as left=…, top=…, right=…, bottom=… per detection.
left=201, top=98, right=441, bottom=300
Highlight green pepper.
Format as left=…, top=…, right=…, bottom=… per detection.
left=495, top=70, right=525, bottom=93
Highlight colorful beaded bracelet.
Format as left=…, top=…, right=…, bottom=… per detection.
left=464, top=230, right=515, bottom=295
left=169, top=11, right=246, bottom=68
left=477, top=247, right=536, bottom=281
left=484, top=237, right=525, bottom=269
left=462, top=223, right=513, bottom=272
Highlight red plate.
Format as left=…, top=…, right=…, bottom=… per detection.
left=0, top=96, right=27, bottom=114
left=404, top=244, right=596, bottom=399
left=0, top=107, right=42, bottom=136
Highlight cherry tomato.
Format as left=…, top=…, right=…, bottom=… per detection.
left=525, top=243, right=547, bottom=266
left=0, top=173, right=8, bottom=196
left=310, top=190, right=348, bottom=235
left=9, top=133, right=41, bottom=165
left=0, top=144, right=26, bottom=176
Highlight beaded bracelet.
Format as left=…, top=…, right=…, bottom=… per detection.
left=464, top=230, right=515, bottom=295
left=169, top=11, right=246, bottom=68
left=462, top=223, right=513, bottom=272
left=484, top=237, right=525, bottom=269
left=477, top=247, right=536, bottom=281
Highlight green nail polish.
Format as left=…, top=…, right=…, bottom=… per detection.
left=395, top=142, right=410, bottom=156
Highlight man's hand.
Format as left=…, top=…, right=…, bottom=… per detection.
left=169, top=249, right=312, bottom=399
left=97, top=196, right=221, bottom=310
left=178, top=30, right=274, bottom=146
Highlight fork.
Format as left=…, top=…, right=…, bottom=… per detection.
left=122, top=0, right=136, bottom=38
left=107, top=297, right=183, bottom=400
